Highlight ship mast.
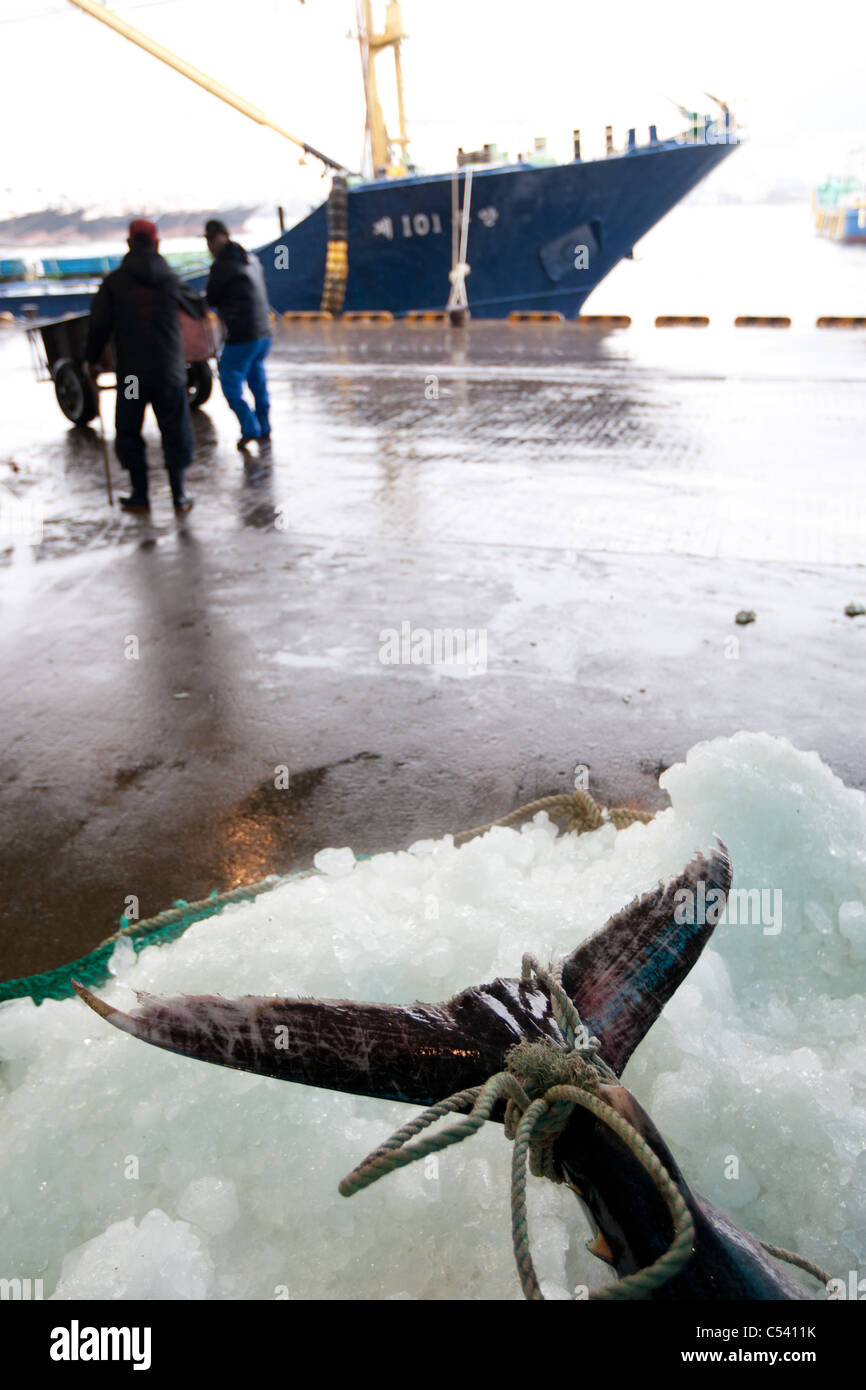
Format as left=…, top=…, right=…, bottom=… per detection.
left=357, top=0, right=410, bottom=179
left=66, top=0, right=350, bottom=174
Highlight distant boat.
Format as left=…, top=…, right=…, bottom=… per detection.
left=0, top=250, right=209, bottom=283
left=0, top=279, right=99, bottom=320
left=2, top=1, right=739, bottom=320
left=813, top=178, right=866, bottom=243
left=0, top=252, right=212, bottom=319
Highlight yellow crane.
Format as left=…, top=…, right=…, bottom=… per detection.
left=356, top=1, right=411, bottom=178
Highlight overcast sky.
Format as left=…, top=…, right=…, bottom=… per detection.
left=2, top=0, right=865, bottom=216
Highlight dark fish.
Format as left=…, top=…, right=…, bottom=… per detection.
left=73, top=839, right=814, bottom=1299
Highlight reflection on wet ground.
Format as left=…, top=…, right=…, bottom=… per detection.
left=1, top=322, right=864, bottom=976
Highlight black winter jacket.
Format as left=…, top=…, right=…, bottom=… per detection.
left=205, top=242, right=272, bottom=344
left=85, top=248, right=205, bottom=389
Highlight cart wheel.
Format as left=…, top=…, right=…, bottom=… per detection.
left=187, top=361, right=212, bottom=409
left=53, top=359, right=98, bottom=425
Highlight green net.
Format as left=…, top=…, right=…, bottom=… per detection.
left=1, top=790, right=644, bottom=1008
left=0, top=872, right=310, bottom=1006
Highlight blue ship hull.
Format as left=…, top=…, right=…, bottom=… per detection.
left=1, top=136, right=736, bottom=320
left=247, top=137, right=737, bottom=319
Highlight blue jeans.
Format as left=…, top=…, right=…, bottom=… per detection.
left=218, top=337, right=271, bottom=439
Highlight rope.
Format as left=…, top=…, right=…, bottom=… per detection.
left=339, top=954, right=695, bottom=1300
left=511, top=1086, right=695, bottom=1300
left=2, top=787, right=641, bottom=1004
left=96, top=873, right=312, bottom=949
left=446, top=166, right=472, bottom=316
left=0, top=870, right=317, bottom=1005
left=453, top=788, right=653, bottom=846
left=340, top=951, right=831, bottom=1300
left=758, top=1242, right=833, bottom=1289
left=3, top=788, right=646, bottom=1005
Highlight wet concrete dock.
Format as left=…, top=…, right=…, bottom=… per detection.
left=1, top=320, right=864, bottom=979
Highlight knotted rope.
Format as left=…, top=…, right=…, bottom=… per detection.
left=446, top=165, right=473, bottom=318
left=340, top=952, right=833, bottom=1299
left=453, top=789, right=653, bottom=846
left=339, top=954, right=696, bottom=1300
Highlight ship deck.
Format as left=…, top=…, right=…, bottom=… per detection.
left=1, top=319, right=864, bottom=978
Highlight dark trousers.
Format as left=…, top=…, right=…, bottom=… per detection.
left=115, top=378, right=193, bottom=500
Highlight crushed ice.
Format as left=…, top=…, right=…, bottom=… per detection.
left=0, top=732, right=863, bottom=1300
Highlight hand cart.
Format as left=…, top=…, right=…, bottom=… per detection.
left=26, top=309, right=221, bottom=425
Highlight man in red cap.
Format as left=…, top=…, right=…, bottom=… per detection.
left=86, top=218, right=205, bottom=513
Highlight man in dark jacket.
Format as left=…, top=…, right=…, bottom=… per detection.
left=204, top=219, right=272, bottom=451
left=86, top=218, right=204, bottom=513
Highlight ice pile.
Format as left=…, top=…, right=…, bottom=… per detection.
left=1, top=732, right=864, bottom=1300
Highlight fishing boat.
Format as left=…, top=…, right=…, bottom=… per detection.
left=2, top=0, right=740, bottom=321
left=0, top=251, right=212, bottom=322
left=813, top=178, right=866, bottom=244
left=243, top=126, right=738, bottom=320
left=0, top=277, right=102, bottom=321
